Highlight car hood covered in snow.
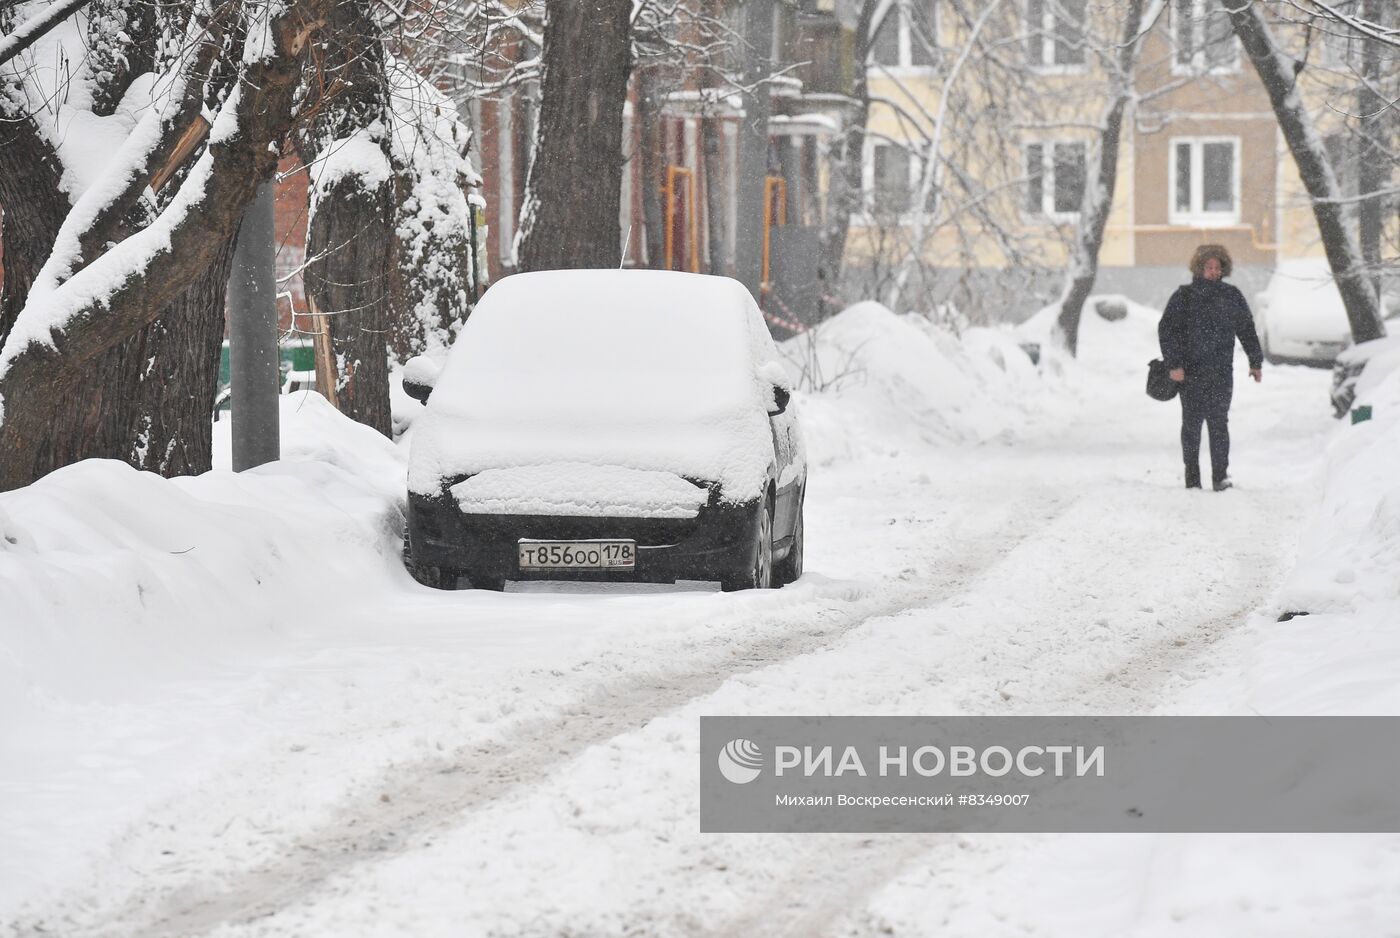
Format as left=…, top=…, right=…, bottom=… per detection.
left=407, top=270, right=780, bottom=502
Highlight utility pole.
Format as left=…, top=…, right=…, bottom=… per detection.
left=228, top=182, right=281, bottom=470
left=734, top=0, right=774, bottom=301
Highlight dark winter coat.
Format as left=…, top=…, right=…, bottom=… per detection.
left=1158, top=278, right=1264, bottom=383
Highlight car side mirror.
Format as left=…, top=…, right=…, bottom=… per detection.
left=760, top=361, right=792, bottom=415
left=402, top=355, right=441, bottom=404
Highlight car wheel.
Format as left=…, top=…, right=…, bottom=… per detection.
left=465, top=574, right=505, bottom=591
left=774, top=495, right=804, bottom=587
left=403, top=532, right=459, bottom=590
left=721, top=495, right=774, bottom=592
left=1261, top=325, right=1284, bottom=366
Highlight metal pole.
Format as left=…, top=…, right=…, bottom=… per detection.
left=228, top=182, right=281, bottom=471
left=734, top=0, right=774, bottom=302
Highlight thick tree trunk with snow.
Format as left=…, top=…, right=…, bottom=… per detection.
left=1054, top=0, right=1150, bottom=357
left=386, top=62, right=482, bottom=360
left=305, top=175, right=395, bottom=435
left=298, top=0, right=395, bottom=437
left=1225, top=0, right=1385, bottom=344
left=0, top=117, right=66, bottom=348
left=515, top=0, right=632, bottom=271
left=0, top=0, right=328, bottom=491
left=816, top=0, right=876, bottom=320
left=127, top=235, right=236, bottom=474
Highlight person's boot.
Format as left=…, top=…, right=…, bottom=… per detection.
left=1213, top=476, right=1233, bottom=492
left=1185, top=467, right=1202, bottom=489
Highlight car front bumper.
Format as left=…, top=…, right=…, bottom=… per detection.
left=406, top=491, right=762, bottom=584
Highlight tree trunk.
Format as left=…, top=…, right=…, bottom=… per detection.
left=1355, top=0, right=1387, bottom=300
left=298, top=0, right=395, bottom=436
left=305, top=174, right=395, bottom=435
left=516, top=0, right=633, bottom=271
left=1225, top=0, right=1385, bottom=344
left=1054, top=0, right=1150, bottom=356
left=636, top=62, right=667, bottom=268
left=815, top=1, right=877, bottom=320
left=387, top=65, right=482, bottom=359
left=128, top=235, right=236, bottom=474
left=0, top=117, right=67, bottom=348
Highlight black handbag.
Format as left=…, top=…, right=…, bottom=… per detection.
left=1146, top=359, right=1179, bottom=401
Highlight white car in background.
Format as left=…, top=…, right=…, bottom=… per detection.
left=1254, top=259, right=1353, bottom=366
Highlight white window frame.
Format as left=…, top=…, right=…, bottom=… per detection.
left=1025, top=0, right=1088, bottom=75
left=1168, top=135, right=1242, bottom=227
left=861, top=138, right=929, bottom=222
left=1023, top=139, right=1086, bottom=223
left=866, top=0, right=940, bottom=74
left=1171, top=0, right=1240, bottom=75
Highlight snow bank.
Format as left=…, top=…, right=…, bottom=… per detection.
left=1016, top=292, right=1165, bottom=377
left=1, top=395, right=404, bottom=708
left=781, top=296, right=1161, bottom=464
left=1276, top=360, right=1400, bottom=619
left=780, top=303, right=1040, bottom=463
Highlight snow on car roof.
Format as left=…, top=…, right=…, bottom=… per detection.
left=407, top=270, right=779, bottom=501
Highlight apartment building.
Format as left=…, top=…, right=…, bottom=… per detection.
left=856, top=0, right=1386, bottom=314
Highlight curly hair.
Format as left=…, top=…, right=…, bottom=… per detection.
left=1189, top=243, right=1233, bottom=279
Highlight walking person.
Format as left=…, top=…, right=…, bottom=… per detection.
left=1157, top=244, right=1264, bottom=491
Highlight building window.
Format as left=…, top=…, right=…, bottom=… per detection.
left=866, top=140, right=933, bottom=218
left=869, top=0, right=938, bottom=69
left=1173, top=0, right=1238, bottom=72
left=1170, top=137, right=1240, bottom=225
left=1025, top=141, right=1086, bottom=218
left=1026, top=0, right=1086, bottom=70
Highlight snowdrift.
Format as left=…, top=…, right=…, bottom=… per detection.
left=780, top=302, right=1041, bottom=463
left=1277, top=359, right=1400, bottom=618
left=0, top=394, right=406, bottom=710
left=783, top=296, right=1162, bottom=465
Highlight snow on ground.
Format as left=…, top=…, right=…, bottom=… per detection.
left=1, top=297, right=1394, bottom=937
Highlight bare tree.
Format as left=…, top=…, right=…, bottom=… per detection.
left=1224, top=0, right=1386, bottom=343
left=1054, top=0, right=1160, bottom=356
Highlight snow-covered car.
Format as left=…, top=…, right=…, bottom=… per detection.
left=402, top=269, right=806, bottom=591
left=1255, top=259, right=1353, bottom=366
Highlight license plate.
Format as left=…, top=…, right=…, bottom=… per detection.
left=518, top=539, right=636, bottom=571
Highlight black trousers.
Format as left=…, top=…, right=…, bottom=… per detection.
left=1180, top=377, right=1233, bottom=484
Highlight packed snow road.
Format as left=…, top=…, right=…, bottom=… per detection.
left=2, top=302, right=1366, bottom=937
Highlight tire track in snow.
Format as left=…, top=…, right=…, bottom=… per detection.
left=14, top=491, right=1075, bottom=938
left=713, top=490, right=1310, bottom=938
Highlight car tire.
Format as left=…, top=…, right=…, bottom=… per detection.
left=403, top=532, right=459, bottom=589
left=774, top=495, right=804, bottom=587
left=465, top=574, right=505, bottom=591
left=1261, top=325, right=1284, bottom=366
left=721, top=495, right=774, bottom=592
